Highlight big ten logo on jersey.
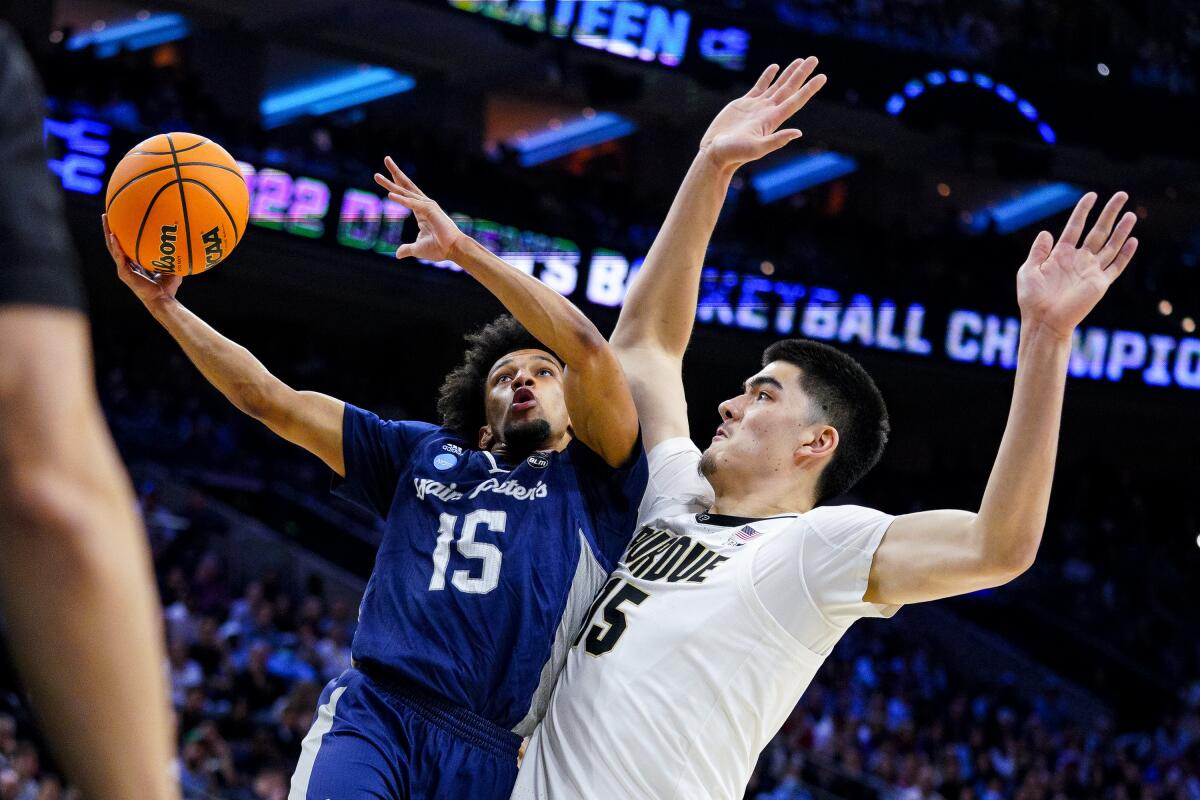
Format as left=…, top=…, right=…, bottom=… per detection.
left=572, top=527, right=730, bottom=657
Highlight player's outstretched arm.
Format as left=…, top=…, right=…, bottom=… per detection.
left=374, top=160, right=638, bottom=467
left=866, top=192, right=1139, bottom=605
left=104, top=215, right=346, bottom=475
left=609, top=58, right=825, bottom=450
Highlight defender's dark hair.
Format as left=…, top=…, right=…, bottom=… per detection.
left=437, top=315, right=560, bottom=441
left=761, top=339, right=889, bottom=504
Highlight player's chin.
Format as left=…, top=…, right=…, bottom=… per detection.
left=502, top=417, right=553, bottom=450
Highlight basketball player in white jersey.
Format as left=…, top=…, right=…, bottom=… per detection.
left=512, top=57, right=1139, bottom=799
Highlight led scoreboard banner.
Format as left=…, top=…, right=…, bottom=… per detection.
left=47, top=111, right=1200, bottom=393
left=444, top=0, right=751, bottom=73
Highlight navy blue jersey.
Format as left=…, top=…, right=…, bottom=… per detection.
left=332, top=404, right=647, bottom=733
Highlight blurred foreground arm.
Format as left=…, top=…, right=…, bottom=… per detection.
left=0, top=307, right=178, bottom=800
left=867, top=192, right=1139, bottom=604
left=0, top=24, right=178, bottom=796
left=105, top=215, right=346, bottom=475
left=609, top=58, right=826, bottom=449
left=375, top=161, right=638, bottom=466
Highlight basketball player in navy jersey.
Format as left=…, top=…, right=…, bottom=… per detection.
left=106, top=156, right=646, bottom=799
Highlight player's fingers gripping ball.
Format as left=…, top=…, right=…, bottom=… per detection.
left=104, top=132, right=249, bottom=276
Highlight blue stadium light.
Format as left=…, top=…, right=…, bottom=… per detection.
left=509, top=112, right=637, bottom=167
left=885, top=72, right=1059, bottom=146
left=966, top=183, right=1083, bottom=235
left=750, top=152, right=858, bottom=204
left=65, top=13, right=190, bottom=58
left=261, top=67, right=416, bottom=129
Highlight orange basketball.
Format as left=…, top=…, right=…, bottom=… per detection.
left=104, top=132, right=249, bottom=276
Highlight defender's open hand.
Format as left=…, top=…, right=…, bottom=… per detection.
left=698, top=57, right=827, bottom=171
left=1016, top=192, right=1138, bottom=339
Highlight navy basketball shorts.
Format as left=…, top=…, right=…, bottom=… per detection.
left=289, top=668, right=522, bottom=800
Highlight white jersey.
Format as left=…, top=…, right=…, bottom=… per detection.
left=512, top=437, right=900, bottom=800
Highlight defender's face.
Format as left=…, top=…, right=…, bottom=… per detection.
left=702, top=361, right=814, bottom=479
left=483, top=349, right=570, bottom=447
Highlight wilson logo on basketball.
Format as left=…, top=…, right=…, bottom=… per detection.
left=202, top=227, right=225, bottom=266
left=150, top=224, right=179, bottom=272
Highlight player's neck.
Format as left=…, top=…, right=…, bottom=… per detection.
left=708, top=476, right=815, bottom=518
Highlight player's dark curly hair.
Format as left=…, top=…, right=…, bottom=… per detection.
left=762, top=339, right=889, bottom=504
left=437, top=315, right=561, bottom=441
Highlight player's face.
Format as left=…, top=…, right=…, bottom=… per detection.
left=481, top=349, right=570, bottom=451
left=701, top=361, right=828, bottom=483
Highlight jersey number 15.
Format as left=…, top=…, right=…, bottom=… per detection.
left=428, top=510, right=506, bottom=594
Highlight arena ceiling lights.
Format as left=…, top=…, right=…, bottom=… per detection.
left=963, top=182, right=1083, bottom=235
left=506, top=112, right=637, bottom=167
left=750, top=152, right=858, bottom=204
left=260, top=67, right=416, bottom=129
left=65, top=13, right=191, bottom=58
left=885, top=70, right=1057, bottom=145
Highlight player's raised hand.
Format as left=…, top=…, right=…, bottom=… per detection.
left=103, top=213, right=181, bottom=305
left=374, top=157, right=466, bottom=262
left=698, top=57, right=826, bottom=171
left=1016, top=192, right=1138, bottom=338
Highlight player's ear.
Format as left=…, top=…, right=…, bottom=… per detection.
left=794, top=423, right=838, bottom=463
left=478, top=425, right=494, bottom=450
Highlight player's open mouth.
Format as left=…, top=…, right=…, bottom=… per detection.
left=512, top=387, right=537, bottom=411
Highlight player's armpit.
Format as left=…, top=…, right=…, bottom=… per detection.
left=562, top=341, right=640, bottom=468
left=252, top=386, right=346, bottom=476
left=864, top=509, right=1029, bottom=605
left=613, top=345, right=690, bottom=453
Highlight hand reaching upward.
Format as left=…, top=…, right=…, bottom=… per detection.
left=698, top=57, right=827, bottom=171
left=373, top=157, right=466, bottom=262
left=1016, top=191, right=1139, bottom=339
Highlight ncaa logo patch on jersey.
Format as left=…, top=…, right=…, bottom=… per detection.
left=526, top=452, right=551, bottom=469
left=433, top=452, right=458, bottom=471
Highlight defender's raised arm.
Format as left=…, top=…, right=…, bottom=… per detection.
left=609, top=58, right=826, bottom=450
left=866, top=192, right=1139, bottom=605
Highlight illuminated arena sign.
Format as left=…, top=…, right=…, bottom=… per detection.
left=685, top=272, right=1200, bottom=391
left=53, top=136, right=1196, bottom=393
left=446, top=0, right=748, bottom=71
left=44, top=115, right=112, bottom=196
left=227, top=161, right=1199, bottom=393
left=450, top=0, right=690, bottom=66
